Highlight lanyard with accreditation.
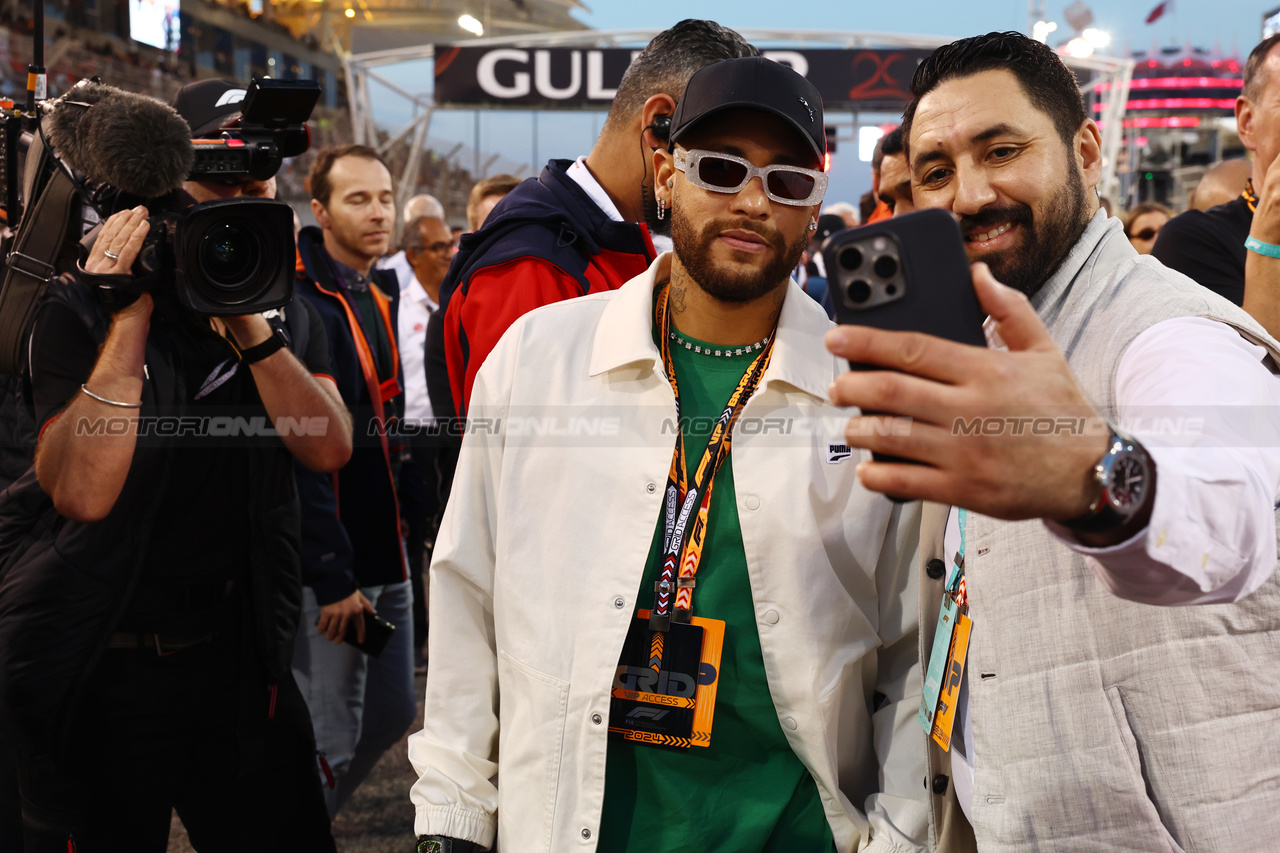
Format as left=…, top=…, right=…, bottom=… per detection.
left=919, top=508, right=974, bottom=751
left=607, top=278, right=775, bottom=751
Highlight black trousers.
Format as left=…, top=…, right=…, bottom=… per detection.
left=400, top=439, right=444, bottom=651
left=17, top=632, right=335, bottom=853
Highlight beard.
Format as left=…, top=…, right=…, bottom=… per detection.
left=670, top=206, right=808, bottom=304
left=959, top=160, right=1090, bottom=298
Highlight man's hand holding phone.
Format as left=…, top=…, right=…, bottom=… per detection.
left=317, top=589, right=375, bottom=644
left=826, top=262, right=1109, bottom=522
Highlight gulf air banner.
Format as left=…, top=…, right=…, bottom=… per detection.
left=432, top=45, right=934, bottom=111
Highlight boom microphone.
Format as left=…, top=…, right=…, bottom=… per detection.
left=42, top=80, right=193, bottom=198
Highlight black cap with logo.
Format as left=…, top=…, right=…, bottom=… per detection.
left=813, top=213, right=847, bottom=246
left=668, top=56, right=826, bottom=164
left=171, top=78, right=248, bottom=137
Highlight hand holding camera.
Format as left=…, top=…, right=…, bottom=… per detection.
left=85, top=204, right=150, bottom=276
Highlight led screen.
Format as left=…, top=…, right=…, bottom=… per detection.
left=130, top=0, right=180, bottom=51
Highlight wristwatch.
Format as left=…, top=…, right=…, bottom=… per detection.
left=416, top=837, right=483, bottom=853
left=1059, top=425, right=1156, bottom=534
left=237, top=325, right=289, bottom=364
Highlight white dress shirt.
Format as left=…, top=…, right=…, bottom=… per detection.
left=950, top=313, right=1280, bottom=820
left=567, top=155, right=673, bottom=256
left=378, top=250, right=415, bottom=292
left=397, top=275, right=438, bottom=427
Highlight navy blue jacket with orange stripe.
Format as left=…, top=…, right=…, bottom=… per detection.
left=429, top=159, right=657, bottom=421
left=294, top=226, right=406, bottom=605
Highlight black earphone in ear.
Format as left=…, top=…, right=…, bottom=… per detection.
left=646, top=114, right=671, bottom=142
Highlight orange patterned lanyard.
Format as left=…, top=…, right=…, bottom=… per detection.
left=1243, top=179, right=1258, bottom=213
left=648, top=279, right=774, bottom=632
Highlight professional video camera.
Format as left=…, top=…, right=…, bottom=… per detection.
left=52, top=76, right=320, bottom=314
left=0, top=76, right=320, bottom=371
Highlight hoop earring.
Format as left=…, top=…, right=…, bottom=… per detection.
left=657, top=196, right=666, bottom=220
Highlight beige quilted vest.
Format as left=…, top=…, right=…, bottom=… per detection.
left=921, top=213, right=1280, bottom=852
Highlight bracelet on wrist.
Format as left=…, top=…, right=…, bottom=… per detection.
left=80, top=384, right=142, bottom=409
left=1244, top=236, right=1280, bottom=258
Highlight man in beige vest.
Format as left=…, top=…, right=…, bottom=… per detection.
left=826, top=32, right=1280, bottom=851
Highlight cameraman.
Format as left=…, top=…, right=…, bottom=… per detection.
left=0, top=81, right=350, bottom=851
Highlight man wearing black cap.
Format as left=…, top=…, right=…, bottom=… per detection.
left=171, top=78, right=277, bottom=201
left=800, top=212, right=846, bottom=317
left=408, top=56, right=926, bottom=853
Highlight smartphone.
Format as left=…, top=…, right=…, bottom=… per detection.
left=824, top=208, right=986, bottom=352
left=337, top=610, right=396, bottom=658
left=823, top=208, right=987, bottom=469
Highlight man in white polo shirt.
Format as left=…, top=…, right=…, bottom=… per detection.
left=397, top=214, right=454, bottom=671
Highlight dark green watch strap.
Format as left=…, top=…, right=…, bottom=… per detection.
left=417, top=836, right=482, bottom=853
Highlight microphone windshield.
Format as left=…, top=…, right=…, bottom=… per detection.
left=43, top=81, right=194, bottom=199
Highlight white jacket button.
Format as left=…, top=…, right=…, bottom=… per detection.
left=763, top=609, right=779, bottom=624
left=783, top=716, right=798, bottom=730
left=744, top=495, right=761, bottom=510
left=646, top=482, right=657, bottom=493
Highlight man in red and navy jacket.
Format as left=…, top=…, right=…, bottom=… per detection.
left=425, top=20, right=760, bottom=426
left=292, top=144, right=418, bottom=817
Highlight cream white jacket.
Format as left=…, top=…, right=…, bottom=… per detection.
left=408, top=255, right=928, bottom=853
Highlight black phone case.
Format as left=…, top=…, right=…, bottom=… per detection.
left=823, top=208, right=987, bottom=352
left=823, top=208, right=987, bottom=474
left=343, top=610, right=396, bottom=658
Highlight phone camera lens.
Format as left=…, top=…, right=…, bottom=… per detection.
left=847, top=279, right=873, bottom=304
left=874, top=255, right=898, bottom=279
left=885, top=284, right=898, bottom=297
left=838, top=247, right=864, bottom=271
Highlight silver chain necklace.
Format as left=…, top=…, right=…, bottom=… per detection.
left=668, top=330, right=770, bottom=358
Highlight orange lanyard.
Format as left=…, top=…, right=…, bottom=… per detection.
left=648, top=279, right=774, bottom=631
left=1244, top=179, right=1258, bottom=213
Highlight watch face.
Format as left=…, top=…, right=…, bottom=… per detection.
left=1108, top=454, right=1147, bottom=510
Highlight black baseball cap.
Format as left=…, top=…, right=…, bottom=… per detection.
left=813, top=213, right=847, bottom=246
left=171, top=78, right=248, bottom=137
left=669, top=56, right=825, bottom=164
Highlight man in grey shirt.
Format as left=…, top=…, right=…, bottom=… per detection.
left=828, top=31, right=1280, bottom=851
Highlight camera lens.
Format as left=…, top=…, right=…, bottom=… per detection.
left=838, top=247, right=864, bottom=272
left=874, top=255, right=898, bottom=279
left=199, top=220, right=263, bottom=291
left=847, top=279, right=873, bottom=304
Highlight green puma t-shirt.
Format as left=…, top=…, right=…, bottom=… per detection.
left=596, top=327, right=835, bottom=852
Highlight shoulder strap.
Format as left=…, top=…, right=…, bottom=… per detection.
left=0, top=132, right=81, bottom=373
